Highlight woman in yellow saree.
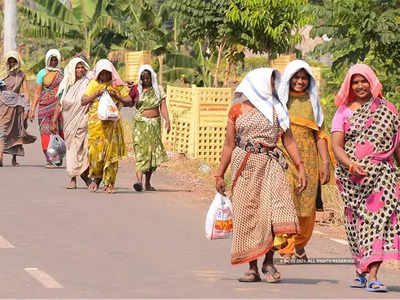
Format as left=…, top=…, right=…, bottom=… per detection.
left=81, top=59, right=132, bottom=193
left=274, top=60, right=334, bottom=261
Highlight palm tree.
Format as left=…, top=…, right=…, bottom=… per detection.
left=19, top=0, right=124, bottom=62
left=3, top=0, right=18, bottom=55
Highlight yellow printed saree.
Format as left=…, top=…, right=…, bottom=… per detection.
left=275, top=91, right=335, bottom=254
left=84, top=80, right=128, bottom=186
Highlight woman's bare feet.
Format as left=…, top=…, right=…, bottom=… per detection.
left=104, top=185, right=115, bottom=194
left=89, top=179, right=100, bottom=193
left=67, top=177, right=77, bottom=189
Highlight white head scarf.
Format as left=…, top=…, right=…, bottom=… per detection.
left=235, top=68, right=290, bottom=131
left=45, top=49, right=62, bottom=72
left=137, top=64, right=161, bottom=100
left=278, top=59, right=324, bottom=127
left=57, top=57, right=90, bottom=104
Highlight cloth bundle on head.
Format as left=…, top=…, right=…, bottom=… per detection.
left=335, top=64, right=383, bottom=106
left=0, top=51, right=23, bottom=80
left=137, top=64, right=161, bottom=100
left=57, top=57, right=90, bottom=104
left=278, top=59, right=324, bottom=128
left=45, top=49, right=62, bottom=72
left=235, top=67, right=290, bottom=131
left=94, top=59, right=125, bottom=88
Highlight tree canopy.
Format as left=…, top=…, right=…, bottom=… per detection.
left=310, top=0, right=400, bottom=99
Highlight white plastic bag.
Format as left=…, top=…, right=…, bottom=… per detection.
left=47, top=134, right=66, bottom=159
left=97, top=91, right=119, bottom=120
left=205, top=193, right=233, bottom=240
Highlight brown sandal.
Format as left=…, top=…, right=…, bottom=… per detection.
left=294, top=248, right=308, bottom=261
left=262, top=265, right=281, bottom=283
left=238, top=271, right=261, bottom=282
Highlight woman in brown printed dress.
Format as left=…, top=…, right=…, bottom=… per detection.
left=332, top=64, right=400, bottom=292
left=215, top=68, right=307, bottom=283
left=0, top=51, right=36, bottom=167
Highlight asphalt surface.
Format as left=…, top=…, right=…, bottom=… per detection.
left=0, top=115, right=399, bottom=298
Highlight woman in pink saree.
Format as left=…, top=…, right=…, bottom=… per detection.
left=331, top=64, right=400, bottom=292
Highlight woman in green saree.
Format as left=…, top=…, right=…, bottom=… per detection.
left=131, top=65, right=170, bottom=191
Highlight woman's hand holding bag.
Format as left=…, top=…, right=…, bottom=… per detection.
left=97, top=90, right=119, bottom=121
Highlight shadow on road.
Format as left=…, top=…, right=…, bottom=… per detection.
left=387, top=286, right=400, bottom=293
left=116, top=188, right=193, bottom=194
left=280, top=278, right=338, bottom=285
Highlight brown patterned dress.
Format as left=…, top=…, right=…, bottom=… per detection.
left=229, top=103, right=299, bottom=265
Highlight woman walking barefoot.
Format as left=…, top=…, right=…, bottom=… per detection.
left=81, top=59, right=131, bottom=194
left=52, top=57, right=92, bottom=189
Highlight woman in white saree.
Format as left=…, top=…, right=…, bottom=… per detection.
left=51, top=57, right=92, bottom=189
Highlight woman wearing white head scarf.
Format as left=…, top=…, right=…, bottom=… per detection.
left=81, top=59, right=132, bottom=194
left=274, top=60, right=333, bottom=262
left=215, top=68, right=306, bottom=283
left=130, top=64, right=170, bottom=192
left=50, top=57, right=92, bottom=189
left=29, top=49, right=64, bottom=167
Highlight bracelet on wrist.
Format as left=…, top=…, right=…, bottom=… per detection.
left=214, top=175, right=224, bottom=179
left=349, top=162, right=355, bottom=173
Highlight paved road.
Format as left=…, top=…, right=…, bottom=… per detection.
left=0, top=119, right=399, bottom=298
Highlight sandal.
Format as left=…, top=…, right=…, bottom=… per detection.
left=133, top=182, right=143, bottom=192
left=238, top=270, right=261, bottom=282
left=45, top=163, right=58, bottom=169
left=294, top=247, right=308, bottom=261
left=365, top=280, right=388, bottom=292
left=350, top=275, right=367, bottom=288
left=262, top=265, right=281, bottom=283
left=145, top=185, right=156, bottom=191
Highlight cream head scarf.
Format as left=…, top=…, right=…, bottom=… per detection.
left=1, top=51, right=23, bottom=80
left=278, top=59, right=324, bottom=127
left=137, top=64, right=162, bottom=100
left=45, top=49, right=62, bottom=72
left=235, top=68, right=290, bottom=131
left=57, top=57, right=90, bottom=104
left=93, top=59, right=125, bottom=88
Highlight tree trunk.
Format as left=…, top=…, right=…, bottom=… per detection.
left=3, top=0, right=18, bottom=57
left=213, top=41, right=225, bottom=88
left=158, top=55, right=163, bottom=86
left=223, top=59, right=231, bottom=87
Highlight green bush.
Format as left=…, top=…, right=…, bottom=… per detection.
left=243, top=57, right=269, bottom=73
